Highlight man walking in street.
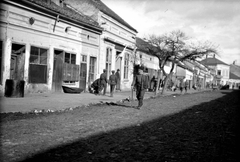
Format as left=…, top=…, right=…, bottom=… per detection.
left=115, top=69, right=121, bottom=91
left=131, top=67, right=149, bottom=109
left=100, top=69, right=108, bottom=95
left=184, top=79, right=189, bottom=93
left=109, top=70, right=118, bottom=97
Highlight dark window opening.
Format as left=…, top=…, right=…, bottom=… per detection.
left=29, top=46, right=48, bottom=83
left=65, top=52, right=76, bottom=64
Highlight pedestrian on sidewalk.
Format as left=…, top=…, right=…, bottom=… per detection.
left=90, top=78, right=102, bottom=95
left=131, top=67, right=149, bottom=109
left=115, top=69, right=121, bottom=91
left=109, top=70, right=118, bottom=97
left=184, top=79, right=189, bottom=93
left=100, top=69, right=108, bottom=95
left=179, top=78, right=185, bottom=94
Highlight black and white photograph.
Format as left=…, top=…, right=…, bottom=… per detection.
left=0, top=0, right=239, bottom=161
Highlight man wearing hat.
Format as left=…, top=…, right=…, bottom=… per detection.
left=115, top=69, right=121, bottom=91
left=100, top=69, right=108, bottom=95
left=109, top=70, right=118, bottom=97
left=131, top=66, right=149, bottom=109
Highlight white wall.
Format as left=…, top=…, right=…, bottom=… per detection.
left=0, top=2, right=100, bottom=94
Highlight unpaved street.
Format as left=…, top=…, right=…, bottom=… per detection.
left=1, top=90, right=238, bottom=162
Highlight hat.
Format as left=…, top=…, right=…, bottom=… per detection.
left=138, top=66, right=144, bottom=70
left=117, top=69, right=120, bottom=71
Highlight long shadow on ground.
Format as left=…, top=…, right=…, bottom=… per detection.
left=19, top=91, right=239, bottom=162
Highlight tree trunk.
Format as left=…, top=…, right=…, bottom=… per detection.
left=161, top=72, right=173, bottom=95
left=154, top=69, right=163, bottom=96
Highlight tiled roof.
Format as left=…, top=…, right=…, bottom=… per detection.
left=230, top=64, right=240, bottom=77
left=21, top=0, right=101, bottom=29
left=230, top=72, right=240, bottom=79
left=200, top=57, right=229, bottom=66
left=136, top=37, right=158, bottom=56
left=136, top=37, right=150, bottom=53
left=80, top=0, right=137, bottom=33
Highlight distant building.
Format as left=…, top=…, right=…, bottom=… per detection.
left=229, top=63, right=240, bottom=89
left=200, top=56, right=230, bottom=86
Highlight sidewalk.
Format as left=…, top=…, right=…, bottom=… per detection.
left=0, top=89, right=208, bottom=113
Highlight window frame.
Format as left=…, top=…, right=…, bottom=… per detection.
left=106, top=47, right=112, bottom=78
left=29, top=45, right=48, bottom=84
left=124, top=52, right=129, bottom=79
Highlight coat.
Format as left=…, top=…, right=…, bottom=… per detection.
left=132, top=74, right=149, bottom=90
left=100, top=72, right=108, bottom=85
left=109, top=74, right=118, bottom=85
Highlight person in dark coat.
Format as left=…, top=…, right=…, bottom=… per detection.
left=109, top=70, right=118, bottom=97
left=115, top=69, right=121, bottom=91
left=179, top=78, right=184, bottom=93
left=131, top=67, right=149, bottom=109
left=100, top=69, right=108, bottom=95
left=90, top=78, right=102, bottom=95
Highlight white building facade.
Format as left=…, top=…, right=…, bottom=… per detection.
left=65, top=0, right=138, bottom=91
left=0, top=0, right=102, bottom=95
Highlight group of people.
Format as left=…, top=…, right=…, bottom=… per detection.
left=90, top=66, right=149, bottom=109
left=90, top=69, right=121, bottom=97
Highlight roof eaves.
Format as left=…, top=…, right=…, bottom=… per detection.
left=89, top=0, right=137, bottom=33
left=15, top=0, right=103, bottom=32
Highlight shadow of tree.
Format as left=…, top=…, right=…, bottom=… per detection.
left=18, top=90, right=239, bottom=162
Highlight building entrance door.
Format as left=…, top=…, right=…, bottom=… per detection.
left=10, top=43, right=25, bottom=80
left=80, top=63, right=87, bottom=90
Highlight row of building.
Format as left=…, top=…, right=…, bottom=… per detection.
left=0, top=0, right=239, bottom=96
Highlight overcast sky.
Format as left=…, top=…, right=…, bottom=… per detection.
left=102, top=0, right=240, bottom=66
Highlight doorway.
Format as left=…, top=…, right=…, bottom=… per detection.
left=52, top=49, right=64, bottom=92
left=80, top=55, right=87, bottom=90
left=10, top=43, right=25, bottom=80
left=80, top=63, right=87, bottom=90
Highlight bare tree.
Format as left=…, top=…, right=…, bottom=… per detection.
left=146, top=30, right=218, bottom=95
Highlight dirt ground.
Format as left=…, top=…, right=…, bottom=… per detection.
left=0, top=90, right=239, bottom=162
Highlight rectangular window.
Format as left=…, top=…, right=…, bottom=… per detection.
left=82, top=55, right=87, bottom=63
left=217, top=70, right=221, bottom=76
left=65, top=52, right=76, bottom=64
left=63, top=52, right=78, bottom=81
left=106, top=48, right=112, bottom=77
left=124, top=53, right=129, bottom=79
left=29, top=46, right=48, bottom=83
left=89, top=57, right=96, bottom=82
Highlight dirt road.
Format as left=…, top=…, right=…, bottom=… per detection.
left=1, top=90, right=238, bottom=162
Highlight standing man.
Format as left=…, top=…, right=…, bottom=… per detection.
left=100, top=69, right=108, bottom=95
left=179, top=78, right=184, bottom=94
left=115, top=69, right=121, bottom=91
left=109, top=70, right=118, bottom=97
left=184, top=79, right=188, bottom=93
left=131, top=67, right=149, bottom=109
